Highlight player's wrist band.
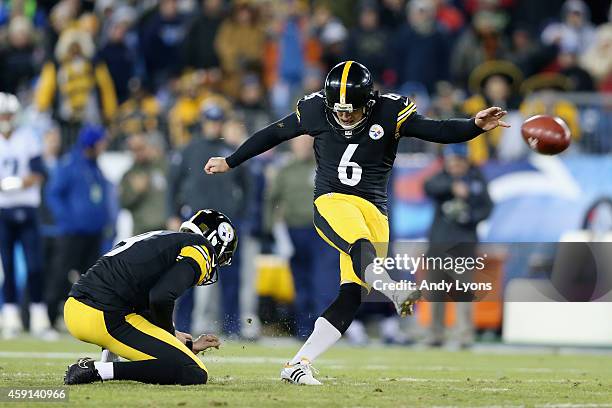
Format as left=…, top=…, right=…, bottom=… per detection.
left=185, top=339, right=193, bottom=351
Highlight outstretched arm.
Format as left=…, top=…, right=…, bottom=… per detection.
left=205, top=113, right=303, bottom=174
left=401, top=107, right=509, bottom=143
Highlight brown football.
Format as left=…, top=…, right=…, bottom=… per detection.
left=521, top=115, right=571, bottom=155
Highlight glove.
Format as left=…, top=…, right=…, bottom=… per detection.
left=0, top=177, right=23, bottom=192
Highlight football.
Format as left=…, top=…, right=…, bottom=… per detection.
left=521, top=115, right=571, bottom=155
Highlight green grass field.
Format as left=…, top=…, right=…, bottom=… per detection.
left=1, top=336, right=611, bottom=407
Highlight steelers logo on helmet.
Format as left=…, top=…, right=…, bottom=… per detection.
left=324, top=61, right=375, bottom=137
left=217, top=222, right=234, bottom=243
left=179, top=208, right=238, bottom=269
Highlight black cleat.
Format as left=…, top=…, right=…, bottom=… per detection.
left=64, top=358, right=103, bottom=385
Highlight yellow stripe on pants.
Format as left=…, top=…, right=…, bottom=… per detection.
left=313, top=193, right=389, bottom=289
left=64, top=297, right=207, bottom=372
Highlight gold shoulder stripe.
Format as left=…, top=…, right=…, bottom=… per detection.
left=397, top=102, right=415, bottom=120
left=397, top=108, right=415, bottom=124
left=339, top=61, right=354, bottom=105
left=395, top=106, right=417, bottom=134
left=296, top=107, right=301, bottom=122
left=192, top=244, right=210, bottom=261
left=178, top=245, right=211, bottom=285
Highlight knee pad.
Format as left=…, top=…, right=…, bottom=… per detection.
left=321, top=283, right=363, bottom=334
left=349, top=239, right=377, bottom=280
left=179, top=364, right=208, bottom=385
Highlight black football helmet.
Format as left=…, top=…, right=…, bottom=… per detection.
left=324, top=61, right=375, bottom=137
left=179, top=209, right=238, bottom=284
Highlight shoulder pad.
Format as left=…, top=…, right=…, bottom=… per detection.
left=296, top=91, right=325, bottom=123
left=378, top=93, right=417, bottom=136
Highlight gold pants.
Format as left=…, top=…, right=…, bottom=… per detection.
left=64, top=297, right=207, bottom=373
left=313, top=193, right=389, bottom=288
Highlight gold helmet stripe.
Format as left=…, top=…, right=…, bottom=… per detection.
left=339, top=61, right=354, bottom=105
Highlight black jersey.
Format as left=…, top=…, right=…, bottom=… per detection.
left=296, top=92, right=416, bottom=213
left=69, top=231, right=215, bottom=313
left=225, top=91, right=483, bottom=215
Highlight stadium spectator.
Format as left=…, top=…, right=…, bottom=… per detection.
left=556, top=46, right=595, bottom=92
left=519, top=73, right=581, bottom=144
left=94, top=0, right=120, bottom=41
left=580, top=23, right=612, bottom=92
left=432, top=0, right=464, bottom=34
left=119, top=133, right=167, bottom=235
left=345, top=1, right=391, bottom=85
left=167, top=102, right=251, bottom=336
left=167, top=73, right=206, bottom=147
left=139, top=0, right=189, bottom=91
left=234, top=74, right=271, bottom=136
left=96, top=6, right=138, bottom=104
left=378, top=0, right=407, bottom=30
left=463, top=60, right=523, bottom=163
left=45, top=124, right=112, bottom=327
left=266, top=0, right=320, bottom=118
left=111, top=77, right=163, bottom=150
left=215, top=1, right=265, bottom=100
left=43, top=0, right=80, bottom=60
left=310, top=1, right=348, bottom=71
left=219, top=117, right=263, bottom=340
left=0, top=16, right=43, bottom=98
left=78, top=12, right=101, bottom=43
left=431, top=81, right=463, bottom=120
left=0, top=93, right=50, bottom=339
left=393, top=0, right=450, bottom=93
left=511, top=0, right=566, bottom=36
left=264, top=135, right=338, bottom=339
left=39, top=125, right=63, bottom=329
left=506, top=25, right=559, bottom=78
left=423, top=143, right=493, bottom=348
left=451, top=10, right=510, bottom=88
left=302, top=65, right=325, bottom=95
left=541, top=0, right=596, bottom=57
left=34, top=27, right=117, bottom=152
left=182, top=0, right=224, bottom=72
left=167, top=72, right=231, bottom=147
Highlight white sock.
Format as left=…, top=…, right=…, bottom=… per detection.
left=93, top=362, right=114, bottom=380
left=289, top=317, right=341, bottom=365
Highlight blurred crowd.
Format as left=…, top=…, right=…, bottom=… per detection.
left=1, top=0, right=611, bottom=342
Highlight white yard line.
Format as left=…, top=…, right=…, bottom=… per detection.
left=535, top=404, right=612, bottom=408
left=378, top=377, right=463, bottom=382
left=0, top=351, right=334, bottom=365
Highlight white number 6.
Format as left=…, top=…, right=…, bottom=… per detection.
left=338, top=144, right=362, bottom=186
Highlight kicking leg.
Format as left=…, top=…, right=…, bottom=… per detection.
left=281, top=194, right=419, bottom=385
left=352, top=238, right=421, bottom=317
left=283, top=238, right=420, bottom=373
